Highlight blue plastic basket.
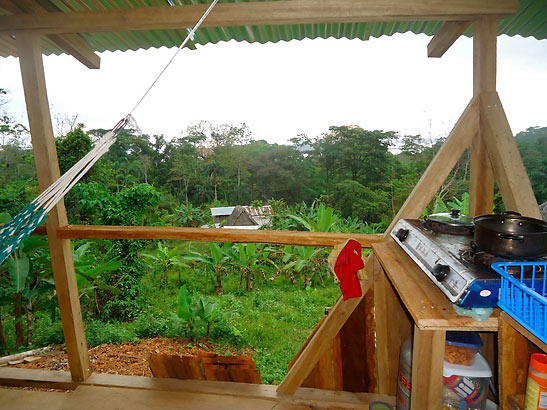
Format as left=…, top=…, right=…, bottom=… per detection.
left=492, top=261, right=547, bottom=344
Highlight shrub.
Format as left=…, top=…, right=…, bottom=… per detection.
left=85, top=321, right=136, bottom=347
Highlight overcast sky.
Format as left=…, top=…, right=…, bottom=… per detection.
left=1, top=33, right=546, bottom=145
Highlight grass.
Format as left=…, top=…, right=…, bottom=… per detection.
left=137, top=257, right=339, bottom=384
left=0, top=242, right=340, bottom=385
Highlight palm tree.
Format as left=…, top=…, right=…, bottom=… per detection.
left=205, top=161, right=224, bottom=202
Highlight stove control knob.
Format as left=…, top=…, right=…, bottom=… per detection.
left=395, top=228, right=409, bottom=242
left=433, top=264, right=450, bottom=282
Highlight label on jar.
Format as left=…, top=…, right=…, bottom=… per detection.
left=525, top=376, right=547, bottom=409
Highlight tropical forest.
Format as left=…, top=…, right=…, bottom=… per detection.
left=0, top=87, right=546, bottom=382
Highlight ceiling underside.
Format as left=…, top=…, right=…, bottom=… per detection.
left=0, top=0, right=545, bottom=59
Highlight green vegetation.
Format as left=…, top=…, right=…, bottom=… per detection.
left=0, top=87, right=545, bottom=383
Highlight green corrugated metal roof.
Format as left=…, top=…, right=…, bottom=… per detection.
left=0, top=0, right=545, bottom=58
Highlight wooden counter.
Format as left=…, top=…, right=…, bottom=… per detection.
left=372, top=240, right=500, bottom=410
left=372, top=241, right=500, bottom=331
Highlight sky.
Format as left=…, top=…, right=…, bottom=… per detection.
left=0, top=33, right=546, bottom=146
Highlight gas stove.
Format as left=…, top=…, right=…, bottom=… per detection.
left=391, top=219, right=545, bottom=308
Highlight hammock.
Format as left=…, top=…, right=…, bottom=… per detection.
left=0, top=0, right=219, bottom=265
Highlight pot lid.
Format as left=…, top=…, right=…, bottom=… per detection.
left=426, top=209, right=474, bottom=227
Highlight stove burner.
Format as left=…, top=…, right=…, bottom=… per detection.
left=460, top=241, right=546, bottom=276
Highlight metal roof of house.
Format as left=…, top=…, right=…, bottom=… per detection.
left=0, top=0, right=545, bottom=60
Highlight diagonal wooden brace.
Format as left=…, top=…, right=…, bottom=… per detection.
left=480, top=92, right=541, bottom=219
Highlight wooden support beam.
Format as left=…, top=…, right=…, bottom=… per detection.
left=480, top=92, right=542, bottom=219
left=469, top=16, right=496, bottom=217
left=55, top=225, right=382, bottom=248
left=498, top=313, right=538, bottom=409
left=16, top=32, right=91, bottom=381
left=277, top=274, right=374, bottom=394
left=0, top=0, right=519, bottom=35
left=427, top=21, right=471, bottom=58
left=409, top=327, right=445, bottom=410
left=46, top=34, right=100, bottom=69
left=374, top=260, right=412, bottom=395
left=10, top=0, right=100, bottom=68
left=384, top=96, right=480, bottom=236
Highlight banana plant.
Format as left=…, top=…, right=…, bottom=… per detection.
left=183, top=242, right=231, bottom=294
left=223, top=243, right=271, bottom=291
left=142, top=242, right=186, bottom=289
left=0, top=212, right=56, bottom=347
left=72, top=242, right=122, bottom=318
left=282, top=245, right=324, bottom=289
left=288, top=203, right=338, bottom=232
left=173, top=285, right=221, bottom=341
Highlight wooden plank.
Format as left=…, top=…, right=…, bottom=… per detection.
left=64, top=385, right=277, bottom=410
left=0, top=367, right=77, bottom=390
left=0, top=0, right=519, bottom=35
left=409, top=327, right=445, bottom=410
left=363, top=286, right=378, bottom=393
left=0, top=387, right=70, bottom=410
left=47, top=34, right=100, bottom=69
left=338, top=295, right=371, bottom=393
left=277, top=277, right=374, bottom=394
left=427, top=21, right=472, bottom=58
left=480, top=92, right=542, bottom=219
left=374, top=261, right=412, bottom=395
left=384, top=96, right=480, bottom=236
left=372, top=241, right=500, bottom=330
left=16, top=32, right=91, bottom=381
left=498, top=313, right=535, bottom=410
left=56, top=224, right=382, bottom=248
left=10, top=0, right=100, bottom=68
left=469, top=16, right=497, bottom=217
left=0, top=367, right=395, bottom=409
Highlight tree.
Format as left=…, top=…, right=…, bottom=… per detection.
left=205, top=161, right=224, bottom=203
left=55, top=126, right=92, bottom=175
left=327, top=126, right=394, bottom=187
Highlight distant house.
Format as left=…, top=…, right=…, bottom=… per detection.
left=209, top=205, right=274, bottom=229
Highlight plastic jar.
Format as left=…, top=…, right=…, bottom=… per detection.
left=396, top=338, right=412, bottom=410
left=525, top=353, right=547, bottom=410
left=445, top=331, right=483, bottom=366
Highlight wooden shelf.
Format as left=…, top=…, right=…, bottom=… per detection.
left=500, top=312, right=547, bottom=353
left=372, top=241, right=500, bottom=331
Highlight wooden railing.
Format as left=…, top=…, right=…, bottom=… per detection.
left=57, top=225, right=382, bottom=248
left=26, top=224, right=382, bottom=248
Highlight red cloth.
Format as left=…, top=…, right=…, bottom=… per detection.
left=333, top=239, right=364, bottom=300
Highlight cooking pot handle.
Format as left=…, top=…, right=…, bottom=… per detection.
left=498, top=233, right=525, bottom=241
left=502, top=211, right=522, bottom=217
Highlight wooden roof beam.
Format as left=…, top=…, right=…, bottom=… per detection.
left=0, top=0, right=519, bottom=36
left=427, top=21, right=472, bottom=58
left=46, top=33, right=100, bottom=69
left=9, top=0, right=100, bottom=68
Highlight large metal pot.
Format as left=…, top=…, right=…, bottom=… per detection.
left=473, top=211, right=547, bottom=258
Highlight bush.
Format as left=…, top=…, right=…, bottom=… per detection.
left=133, top=313, right=172, bottom=338
left=85, top=321, right=136, bottom=347
left=32, top=313, right=65, bottom=346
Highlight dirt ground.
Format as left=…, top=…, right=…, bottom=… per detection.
left=9, top=337, right=252, bottom=377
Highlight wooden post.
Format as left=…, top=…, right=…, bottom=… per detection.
left=469, top=16, right=496, bottom=217
left=16, top=32, right=91, bottom=381
left=410, top=327, right=445, bottom=410
left=374, top=261, right=412, bottom=395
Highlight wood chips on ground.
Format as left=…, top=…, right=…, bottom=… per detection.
left=9, top=337, right=253, bottom=377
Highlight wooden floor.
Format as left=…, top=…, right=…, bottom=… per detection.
left=0, top=368, right=395, bottom=410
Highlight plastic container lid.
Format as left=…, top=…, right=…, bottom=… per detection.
left=530, top=353, right=547, bottom=374
left=443, top=352, right=492, bottom=378
left=445, top=331, right=483, bottom=349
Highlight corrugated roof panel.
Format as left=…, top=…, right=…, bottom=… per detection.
left=1, top=0, right=546, bottom=58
